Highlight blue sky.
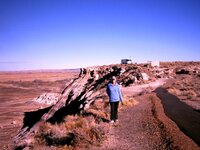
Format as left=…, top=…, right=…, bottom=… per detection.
left=0, top=0, right=200, bottom=70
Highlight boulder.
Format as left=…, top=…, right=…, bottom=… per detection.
left=176, top=69, right=189, bottom=74
left=141, top=73, right=149, bottom=81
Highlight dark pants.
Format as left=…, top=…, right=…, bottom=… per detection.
left=110, top=101, right=119, bottom=121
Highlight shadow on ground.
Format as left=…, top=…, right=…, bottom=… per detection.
left=154, top=87, right=200, bottom=146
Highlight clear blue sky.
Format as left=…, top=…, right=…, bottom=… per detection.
left=0, top=0, right=200, bottom=71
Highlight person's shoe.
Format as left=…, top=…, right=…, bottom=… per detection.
left=110, top=120, right=114, bottom=124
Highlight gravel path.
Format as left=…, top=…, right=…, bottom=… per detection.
left=92, top=95, right=165, bottom=150
left=91, top=92, right=200, bottom=150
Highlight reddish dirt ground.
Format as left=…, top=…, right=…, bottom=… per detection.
left=1, top=63, right=200, bottom=150
left=91, top=93, right=199, bottom=150
left=0, top=70, right=78, bottom=149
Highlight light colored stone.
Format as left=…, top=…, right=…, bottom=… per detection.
left=11, top=121, right=17, bottom=125
left=141, top=73, right=149, bottom=81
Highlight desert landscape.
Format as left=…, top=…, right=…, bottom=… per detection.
left=1, top=0, right=199, bottom=149
left=0, top=70, right=79, bottom=149
left=0, top=62, right=200, bottom=150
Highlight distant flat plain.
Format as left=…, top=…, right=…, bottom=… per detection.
left=0, top=70, right=79, bottom=149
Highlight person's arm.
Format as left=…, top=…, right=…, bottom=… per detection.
left=106, top=85, right=110, bottom=97
left=118, top=85, right=124, bottom=105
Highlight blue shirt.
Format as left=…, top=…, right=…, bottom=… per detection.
left=106, top=83, right=123, bottom=102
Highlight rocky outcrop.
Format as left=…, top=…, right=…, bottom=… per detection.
left=176, top=68, right=190, bottom=74
left=32, top=93, right=61, bottom=105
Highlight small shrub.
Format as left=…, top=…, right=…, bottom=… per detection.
left=83, top=108, right=109, bottom=122
left=119, top=97, right=138, bottom=109
left=35, top=122, right=74, bottom=147
left=64, top=115, right=87, bottom=130
left=34, top=113, right=108, bottom=149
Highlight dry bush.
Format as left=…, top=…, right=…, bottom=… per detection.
left=184, top=90, right=197, bottom=100
left=168, top=73, right=200, bottom=110
left=167, top=87, right=181, bottom=96
left=188, top=90, right=197, bottom=97
left=72, top=122, right=108, bottom=148
left=84, top=96, right=110, bottom=122
left=64, top=115, right=108, bottom=149
left=83, top=108, right=109, bottom=122
left=34, top=114, right=108, bottom=149
left=91, top=99, right=105, bottom=110
left=119, top=96, right=138, bottom=110
left=34, top=122, right=74, bottom=149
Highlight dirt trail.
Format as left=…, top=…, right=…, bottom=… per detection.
left=92, top=95, right=164, bottom=150
left=91, top=94, right=200, bottom=150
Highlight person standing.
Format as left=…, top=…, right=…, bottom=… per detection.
left=106, top=76, right=123, bottom=123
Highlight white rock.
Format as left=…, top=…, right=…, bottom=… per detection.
left=141, top=73, right=149, bottom=81
left=11, top=121, right=17, bottom=125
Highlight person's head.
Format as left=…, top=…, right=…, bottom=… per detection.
left=111, top=76, right=117, bottom=84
